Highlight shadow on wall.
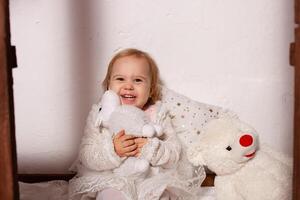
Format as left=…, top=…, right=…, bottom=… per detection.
left=65, top=1, right=104, bottom=167
left=68, top=0, right=103, bottom=138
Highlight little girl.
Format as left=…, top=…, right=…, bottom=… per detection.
left=68, top=49, right=204, bottom=200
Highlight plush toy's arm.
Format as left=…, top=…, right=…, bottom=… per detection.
left=187, top=144, right=205, bottom=167
left=215, top=177, right=243, bottom=200
left=79, top=104, right=123, bottom=171
left=140, top=115, right=181, bottom=169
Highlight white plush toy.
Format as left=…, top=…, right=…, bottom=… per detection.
left=95, top=90, right=163, bottom=179
left=187, top=117, right=292, bottom=200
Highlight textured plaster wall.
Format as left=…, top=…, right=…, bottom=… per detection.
left=10, top=0, right=294, bottom=173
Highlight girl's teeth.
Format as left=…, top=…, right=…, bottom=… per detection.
left=123, top=94, right=135, bottom=98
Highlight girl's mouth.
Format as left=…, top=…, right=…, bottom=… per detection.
left=120, top=94, right=136, bottom=104
left=121, top=94, right=136, bottom=99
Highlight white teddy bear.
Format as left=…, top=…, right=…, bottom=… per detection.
left=187, top=117, right=292, bottom=200
left=95, top=90, right=163, bottom=180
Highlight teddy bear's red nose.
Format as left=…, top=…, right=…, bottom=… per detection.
left=239, top=134, right=253, bottom=147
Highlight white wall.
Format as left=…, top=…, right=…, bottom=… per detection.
left=10, top=0, right=294, bottom=173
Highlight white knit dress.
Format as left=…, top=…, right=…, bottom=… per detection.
left=68, top=100, right=205, bottom=200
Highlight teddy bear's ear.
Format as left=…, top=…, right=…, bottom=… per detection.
left=187, top=145, right=206, bottom=166
left=94, top=112, right=103, bottom=127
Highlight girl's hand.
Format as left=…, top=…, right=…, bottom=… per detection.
left=113, top=130, right=137, bottom=157
left=134, top=137, right=148, bottom=157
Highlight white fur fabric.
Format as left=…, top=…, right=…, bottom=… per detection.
left=96, top=90, right=163, bottom=180
left=187, top=117, right=292, bottom=200
left=97, top=90, right=162, bottom=138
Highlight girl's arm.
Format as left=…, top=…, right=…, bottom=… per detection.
left=78, top=104, right=124, bottom=171
left=138, top=114, right=181, bottom=169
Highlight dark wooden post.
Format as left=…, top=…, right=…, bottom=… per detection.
left=292, top=0, right=300, bottom=199
left=0, top=0, right=19, bottom=199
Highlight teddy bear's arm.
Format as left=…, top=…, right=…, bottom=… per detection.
left=140, top=115, right=181, bottom=169
left=79, top=104, right=123, bottom=171
left=215, top=177, right=244, bottom=200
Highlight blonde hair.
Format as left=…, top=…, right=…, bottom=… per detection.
left=102, top=48, right=162, bottom=104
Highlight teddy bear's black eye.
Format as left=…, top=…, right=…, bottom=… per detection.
left=99, top=107, right=102, bottom=112
left=226, top=146, right=232, bottom=151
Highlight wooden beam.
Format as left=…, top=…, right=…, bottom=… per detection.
left=294, top=27, right=300, bottom=200
left=0, top=0, right=19, bottom=199
left=294, top=0, right=300, bottom=199
left=18, top=174, right=76, bottom=184
left=297, top=0, right=300, bottom=24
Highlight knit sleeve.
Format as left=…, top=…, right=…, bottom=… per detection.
left=140, top=111, right=181, bottom=169
left=78, top=104, right=123, bottom=171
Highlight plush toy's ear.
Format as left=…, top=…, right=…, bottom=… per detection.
left=95, top=112, right=104, bottom=127
left=187, top=145, right=206, bottom=166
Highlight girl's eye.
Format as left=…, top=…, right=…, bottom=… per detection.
left=116, top=77, right=124, bottom=81
left=134, top=78, right=143, bottom=83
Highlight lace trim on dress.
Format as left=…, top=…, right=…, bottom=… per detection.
left=69, top=175, right=137, bottom=200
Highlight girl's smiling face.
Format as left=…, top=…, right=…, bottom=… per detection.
left=108, top=55, right=151, bottom=109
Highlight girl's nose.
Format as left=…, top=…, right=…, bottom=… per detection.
left=124, top=82, right=134, bottom=90
left=239, top=134, right=253, bottom=147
